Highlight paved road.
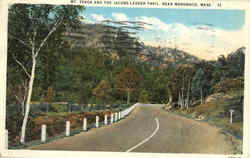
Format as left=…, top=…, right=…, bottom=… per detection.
left=30, top=105, right=233, bottom=154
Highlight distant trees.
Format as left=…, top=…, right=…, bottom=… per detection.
left=115, top=67, right=141, bottom=104
left=212, top=47, right=245, bottom=86
left=45, top=87, right=55, bottom=112
left=139, top=89, right=150, bottom=103
left=212, top=55, right=228, bottom=83
left=213, top=77, right=244, bottom=93
left=226, top=47, right=245, bottom=78
left=168, top=64, right=195, bottom=109
left=150, top=67, right=170, bottom=104
left=45, top=87, right=55, bottom=104
left=191, top=68, right=208, bottom=104
left=92, top=80, right=112, bottom=104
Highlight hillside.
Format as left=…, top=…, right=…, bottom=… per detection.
left=64, top=24, right=201, bottom=65
left=141, top=46, right=201, bottom=64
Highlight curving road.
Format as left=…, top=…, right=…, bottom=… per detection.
left=30, top=105, right=233, bottom=154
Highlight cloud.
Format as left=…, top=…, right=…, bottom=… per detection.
left=112, top=13, right=129, bottom=21
left=84, top=13, right=245, bottom=60
left=81, top=16, right=94, bottom=24
left=177, top=24, right=245, bottom=59
left=135, top=16, right=245, bottom=60
left=135, top=16, right=170, bottom=31
left=89, top=14, right=106, bottom=22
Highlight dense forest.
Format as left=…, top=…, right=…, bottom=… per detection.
left=7, top=21, right=245, bottom=109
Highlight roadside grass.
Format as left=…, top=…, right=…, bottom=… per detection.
left=168, top=90, right=243, bottom=154
left=45, top=112, right=80, bottom=117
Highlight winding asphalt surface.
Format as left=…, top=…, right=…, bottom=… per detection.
left=30, top=105, right=233, bottom=154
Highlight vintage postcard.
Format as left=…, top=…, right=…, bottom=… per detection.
left=0, top=0, right=249, bottom=158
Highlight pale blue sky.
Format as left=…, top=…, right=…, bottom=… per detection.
left=81, top=7, right=245, bottom=60
left=83, top=7, right=245, bottom=30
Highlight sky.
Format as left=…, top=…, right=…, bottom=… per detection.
left=81, top=7, right=245, bottom=60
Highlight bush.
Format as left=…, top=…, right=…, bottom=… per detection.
left=31, top=103, right=51, bottom=114
left=139, top=89, right=150, bottom=103
left=71, top=104, right=81, bottom=112
left=51, top=104, right=67, bottom=113
left=6, top=104, right=21, bottom=118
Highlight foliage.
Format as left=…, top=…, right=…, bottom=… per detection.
left=168, top=64, right=195, bottom=101
left=211, top=47, right=245, bottom=85
left=45, top=87, right=55, bottom=104
left=115, top=67, right=141, bottom=104
left=191, top=68, right=211, bottom=101
left=139, top=89, right=150, bottom=103
left=51, top=104, right=68, bottom=113
left=92, top=80, right=113, bottom=104
left=213, top=78, right=244, bottom=93
left=148, top=67, right=170, bottom=103
left=8, top=3, right=84, bottom=144
left=226, top=47, right=245, bottom=78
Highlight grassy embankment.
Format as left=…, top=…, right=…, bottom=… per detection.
left=168, top=90, right=243, bottom=154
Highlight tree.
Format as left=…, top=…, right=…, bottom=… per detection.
left=115, top=67, right=141, bottom=104
left=212, top=55, right=228, bottom=83
left=213, top=77, right=244, bottom=93
left=226, top=47, right=245, bottom=78
left=45, top=87, right=55, bottom=112
left=8, top=4, right=84, bottom=144
left=168, top=64, right=195, bottom=109
left=151, top=67, right=170, bottom=103
left=191, top=68, right=208, bottom=104
left=139, top=89, right=150, bottom=103
left=6, top=67, right=28, bottom=115
left=92, top=80, right=113, bottom=104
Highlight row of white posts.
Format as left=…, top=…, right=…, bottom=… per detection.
left=5, top=103, right=139, bottom=148
left=40, top=111, right=124, bottom=143
left=3, top=104, right=237, bottom=148
left=40, top=107, right=236, bottom=143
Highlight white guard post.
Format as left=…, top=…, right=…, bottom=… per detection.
left=104, top=114, right=108, bottom=125
left=230, top=109, right=234, bottom=124
left=118, top=112, right=121, bottom=120
left=66, top=121, right=70, bottom=136
left=115, top=113, right=118, bottom=122
left=110, top=114, right=114, bottom=124
left=96, top=116, right=99, bottom=128
left=41, top=124, right=46, bottom=143
left=83, top=117, right=87, bottom=131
